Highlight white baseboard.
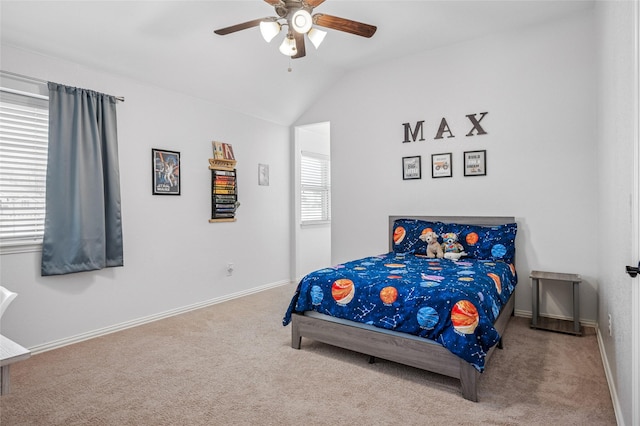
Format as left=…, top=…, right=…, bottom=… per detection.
left=28, top=280, right=292, bottom=355
left=596, top=326, right=624, bottom=426
left=513, top=309, right=597, bottom=328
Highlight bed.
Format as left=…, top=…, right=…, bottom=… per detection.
left=283, top=215, right=518, bottom=401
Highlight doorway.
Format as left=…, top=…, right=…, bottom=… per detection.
left=293, top=122, right=331, bottom=282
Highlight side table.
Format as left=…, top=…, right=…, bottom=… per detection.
left=530, top=270, right=582, bottom=336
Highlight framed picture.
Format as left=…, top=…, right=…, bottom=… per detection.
left=402, top=156, right=422, bottom=180
left=431, top=153, right=452, bottom=178
left=152, top=148, right=180, bottom=195
left=258, top=163, right=269, bottom=186
left=464, top=150, right=486, bottom=176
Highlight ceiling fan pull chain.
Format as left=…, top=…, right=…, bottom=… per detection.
left=288, top=56, right=293, bottom=72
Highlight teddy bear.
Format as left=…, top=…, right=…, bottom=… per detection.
left=441, top=232, right=467, bottom=260
left=419, top=231, right=444, bottom=258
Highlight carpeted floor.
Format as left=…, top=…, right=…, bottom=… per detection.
left=0, top=283, right=615, bottom=425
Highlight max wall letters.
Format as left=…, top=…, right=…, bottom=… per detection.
left=402, top=112, right=488, bottom=143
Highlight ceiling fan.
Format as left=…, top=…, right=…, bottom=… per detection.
left=213, top=0, right=377, bottom=59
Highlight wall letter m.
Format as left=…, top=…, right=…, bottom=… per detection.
left=402, top=121, right=425, bottom=143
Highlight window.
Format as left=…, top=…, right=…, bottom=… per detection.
left=0, top=86, right=49, bottom=252
left=300, top=151, right=331, bottom=224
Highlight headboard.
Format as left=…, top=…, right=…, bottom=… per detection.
left=388, top=215, right=516, bottom=252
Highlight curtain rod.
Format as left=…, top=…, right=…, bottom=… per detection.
left=0, top=70, right=125, bottom=102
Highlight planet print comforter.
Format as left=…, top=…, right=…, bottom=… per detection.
left=283, top=252, right=517, bottom=372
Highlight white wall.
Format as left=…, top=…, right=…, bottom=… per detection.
left=294, top=123, right=331, bottom=280
left=595, top=1, right=638, bottom=424
left=0, top=45, right=291, bottom=349
left=295, top=11, right=599, bottom=323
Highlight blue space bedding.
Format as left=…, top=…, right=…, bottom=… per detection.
left=283, top=219, right=518, bottom=372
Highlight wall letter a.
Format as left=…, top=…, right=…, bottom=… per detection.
left=434, top=118, right=455, bottom=140
left=402, top=121, right=425, bottom=143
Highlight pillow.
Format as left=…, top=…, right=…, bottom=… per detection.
left=392, top=219, right=517, bottom=264
left=391, top=218, right=429, bottom=254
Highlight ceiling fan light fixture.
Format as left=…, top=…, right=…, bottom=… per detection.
left=307, top=28, right=327, bottom=49
left=291, top=10, right=312, bottom=34
left=214, top=1, right=378, bottom=61
left=259, top=20, right=281, bottom=43
left=279, top=33, right=297, bottom=56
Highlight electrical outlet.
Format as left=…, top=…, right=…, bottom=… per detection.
left=608, top=314, right=612, bottom=336
left=226, top=262, right=234, bottom=276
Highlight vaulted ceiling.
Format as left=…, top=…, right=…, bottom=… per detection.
left=0, top=1, right=594, bottom=125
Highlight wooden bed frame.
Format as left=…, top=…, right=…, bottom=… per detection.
left=290, top=215, right=516, bottom=402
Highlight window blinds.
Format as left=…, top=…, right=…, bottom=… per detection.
left=301, top=151, right=331, bottom=224
left=0, top=90, right=49, bottom=244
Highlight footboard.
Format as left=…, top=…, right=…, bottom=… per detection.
left=291, top=290, right=515, bottom=402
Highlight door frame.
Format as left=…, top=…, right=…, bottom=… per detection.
left=632, top=1, right=639, bottom=424
left=293, top=122, right=331, bottom=282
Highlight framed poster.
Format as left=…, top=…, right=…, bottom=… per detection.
left=152, top=148, right=180, bottom=195
left=431, top=153, right=452, bottom=178
left=402, top=156, right=421, bottom=180
left=258, top=163, right=269, bottom=186
left=464, top=150, right=486, bottom=176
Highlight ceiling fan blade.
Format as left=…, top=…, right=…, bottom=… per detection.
left=306, top=0, right=327, bottom=7
left=263, top=0, right=284, bottom=5
left=214, top=18, right=266, bottom=35
left=313, top=14, right=377, bottom=38
left=292, top=31, right=306, bottom=59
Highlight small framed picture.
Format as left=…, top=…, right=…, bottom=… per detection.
left=464, top=150, right=486, bottom=176
left=152, top=148, right=180, bottom=195
left=431, top=153, right=452, bottom=178
left=258, top=163, right=269, bottom=186
left=402, top=156, right=422, bottom=180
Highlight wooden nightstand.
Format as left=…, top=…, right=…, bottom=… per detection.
left=530, top=270, right=582, bottom=336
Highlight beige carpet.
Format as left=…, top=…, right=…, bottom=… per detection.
left=1, top=283, right=615, bottom=425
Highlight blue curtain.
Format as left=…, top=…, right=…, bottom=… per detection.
left=41, top=83, right=123, bottom=276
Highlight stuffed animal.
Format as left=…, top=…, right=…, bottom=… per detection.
left=419, top=231, right=444, bottom=258
left=441, top=232, right=467, bottom=260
